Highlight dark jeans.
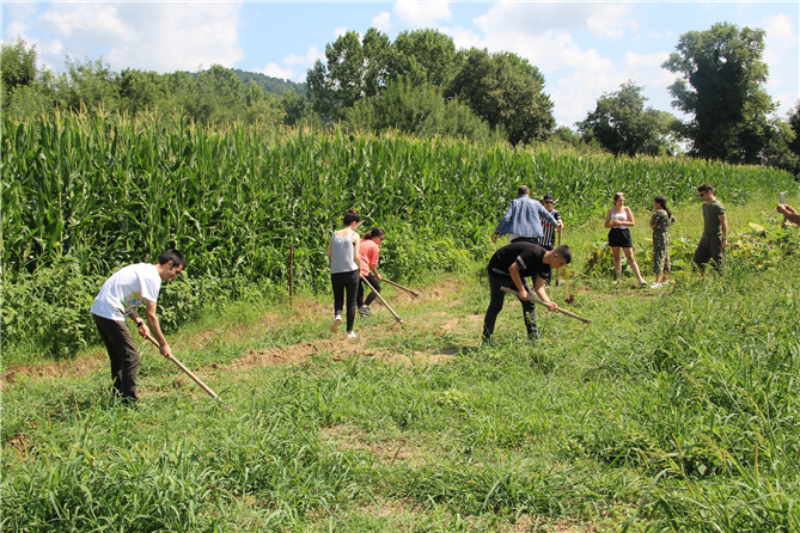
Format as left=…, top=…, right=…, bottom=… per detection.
left=357, top=273, right=381, bottom=307
left=93, top=314, right=140, bottom=403
left=331, top=269, right=360, bottom=331
left=482, top=275, right=538, bottom=341
left=693, top=235, right=725, bottom=270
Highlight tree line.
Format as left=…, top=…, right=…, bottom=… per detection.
left=2, top=23, right=799, bottom=173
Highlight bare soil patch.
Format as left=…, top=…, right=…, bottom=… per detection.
left=2, top=351, right=107, bottom=388
left=320, top=425, right=429, bottom=466
left=503, top=516, right=598, bottom=533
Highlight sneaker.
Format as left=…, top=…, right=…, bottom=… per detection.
left=358, top=306, right=373, bottom=317
left=639, top=279, right=648, bottom=285
left=650, top=282, right=662, bottom=289
left=346, top=331, right=357, bottom=340
left=612, top=280, right=619, bottom=285
left=331, top=316, right=342, bottom=333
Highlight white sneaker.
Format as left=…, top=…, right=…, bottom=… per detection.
left=331, top=316, right=342, bottom=333
left=346, top=331, right=357, bottom=340
left=639, top=279, right=648, bottom=286
left=650, top=282, right=662, bottom=289
left=613, top=280, right=619, bottom=285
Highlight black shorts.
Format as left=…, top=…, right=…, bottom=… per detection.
left=693, top=235, right=725, bottom=266
left=608, top=228, right=633, bottom=248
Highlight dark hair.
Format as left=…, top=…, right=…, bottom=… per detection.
left=654, top=195, right=672, bottom=220
left=613, top=192, right=624, bottom=203
left=518, top=185, right=530, bottom=196
left=159, top=249, right=185, bottom=268
left=697, top=183, right=714, bottom=193
left=542, top=193, right=554, bottom=202
left=553, top=245, right=572, bottom=264
left=343, top=208, right=361, bottom=225
left=363, top=227, right=386, bottom=240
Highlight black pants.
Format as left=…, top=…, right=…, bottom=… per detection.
left=331, top=270, right=360, bottom=331
left=93, top=314, right=140, bottom=403
left=482, top=275, right=537, bottom=341
left=510, top=237, right=538, bottom=244
left=357, top=273, right=380, bottom=307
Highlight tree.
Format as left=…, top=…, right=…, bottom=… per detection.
left=55, top=57, right=119, bottom=114
left=117, top=69, right=164, bottom=114
left=445, top=49, right=554, bottom=145
left=387, top=29, right=462, bottom=89
left=662, top=22, right=777, bottom=163
left=577, top=81, right=674, bottom=157
left=345, top=76, right=496, bottom=142
left=786, top=101, right=800, bottom=165
left=306, top=28, right=391, bottom=121
left=1, top=38, right=38, bottom=93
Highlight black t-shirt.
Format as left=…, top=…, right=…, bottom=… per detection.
left=487, top=242, right=551, bottom=280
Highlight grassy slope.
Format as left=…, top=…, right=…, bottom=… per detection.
left=2, top=198, right=799, bottom=532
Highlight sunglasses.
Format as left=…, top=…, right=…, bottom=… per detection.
left=544, top=200, right=554, bottom=204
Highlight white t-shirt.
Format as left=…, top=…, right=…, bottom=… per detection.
left=90, top=263, right=162, bottom=322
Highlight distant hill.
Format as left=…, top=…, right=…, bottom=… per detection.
left=232, top=69, right=307, bottom=96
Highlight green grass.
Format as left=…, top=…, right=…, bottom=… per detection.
left=4, top=199, right=800, bottom=532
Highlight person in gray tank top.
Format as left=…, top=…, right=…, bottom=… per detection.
left=327, top=208, right=362, bottom=339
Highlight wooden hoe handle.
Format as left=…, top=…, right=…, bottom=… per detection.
left=500, top=287, right=592, bottom=324
left=361, top=275, right=404, bottom=324
left=145, top=334, right=227, bottom=404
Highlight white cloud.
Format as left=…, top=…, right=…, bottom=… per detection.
left=759, top=13, right=799, bottom=114
left=372, top=11, right=391, bottom=33
left=394, top=0, right=451, bottom=29
left=284, top=45, right=324, bottom=66
left=333, top=27, right=348, bottom=38
left=261, top=62, right=294, bottom=81
left=586, top=4, right=638, bottom=40
left=25, top=2, right=244, bottom=73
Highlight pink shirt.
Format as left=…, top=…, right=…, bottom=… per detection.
left=359, top=238, right=380, bottom=276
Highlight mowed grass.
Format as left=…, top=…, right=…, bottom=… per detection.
left=3, top=199, right=800, bottom=532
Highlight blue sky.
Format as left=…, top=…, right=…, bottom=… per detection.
left=3, top=1, right=798, bottom=127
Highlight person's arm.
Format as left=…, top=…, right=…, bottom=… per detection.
left=353, top=234, right=361, bottom=269
left=142, top=299, right=171, bottom=358
left=604, top=210, right=614, bottom=229
left=508, top=262, right=529, bottom=302
left=533, top=275, right=558, bottom=311
left=777, top=204, right=800, bottom=225
left=649, top=212, right=656, bottom=229
left=719, top=213, right=729, bottom=249
left=493, top=202, right=514, bottom=243
left=622, top=207, right=635, bottom=227
left=128, top=310, right=149, bottom=340
left=539, top=204, right=558, bottom=228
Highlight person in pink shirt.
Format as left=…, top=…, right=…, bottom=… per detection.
left=357, top=227, right=386, bottom=317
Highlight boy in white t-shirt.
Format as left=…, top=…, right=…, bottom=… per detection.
left=90, top=250, right=185, bottom=404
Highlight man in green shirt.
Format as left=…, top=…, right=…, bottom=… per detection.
left=693, top=183, right=728, bottom=271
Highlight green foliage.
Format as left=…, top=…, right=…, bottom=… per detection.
left=387, top=29, right=462, bottom=89
left=577, top=81, right=676, bottom=157
left=662, top=22, right=788, bottom=166
left=1, top=37, right=38, bottom=92
left=231, top=67, right=307, bottom=96
left=445, top=48, right=555, bottom=145
left=345, top=76, right=496, bottom=142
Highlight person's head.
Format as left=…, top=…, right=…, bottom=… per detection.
left=158, top=249, right=185, bottom=280
left=654, top=195, right=671, bottom=219
left=548, top=244, right=572, bottom=269
left=518, top=185, right=530, bottom=196
left=613, top=192, right=625, bottom=207
left=343, top=208, right=361, bottom=227
left=542, top=193, right=555, bottom=211
left=363, top=227, right=386, bottom=243
left=697, top=183, right=714, bottom=201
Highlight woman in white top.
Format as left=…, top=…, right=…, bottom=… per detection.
left=326, top=208, right=362, bottom=339
left=604, top=192, right=646, bottom=285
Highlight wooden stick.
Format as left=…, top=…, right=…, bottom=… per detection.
left=145, top=334, right=228, bottom=405
left=555, top=232, right=561, bottom=286
left=500, top=287, right=591, bottom=324
left=381, top=278, right=421, bottom=297
left=361, top=275, right=403, bottom=324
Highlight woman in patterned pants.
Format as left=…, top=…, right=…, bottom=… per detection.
left=650, top=195, right=676, bottom=288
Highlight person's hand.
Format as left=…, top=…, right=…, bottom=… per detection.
left=160, top=343, right=172, bottom=359
left=518, top=288, right=529, bottom=302
left=547, top=302, right=558, bottom=312
left=777, top=204, right=797, bottom=216
left=137, top=322, right=148, bottom=338
left=492, top=233, right=499, bottom=244
left=376, top=273, right=382, bottom=281
left=721, top=238, right=728, bottom=251
left=556, top=220, right=564, bottom=229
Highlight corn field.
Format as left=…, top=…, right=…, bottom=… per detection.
left=1, top=112, right=796, bottom=355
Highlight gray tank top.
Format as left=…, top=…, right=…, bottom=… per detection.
left=330, top=231, right=358, bottom=274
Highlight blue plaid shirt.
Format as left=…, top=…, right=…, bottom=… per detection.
left=494, top=195, right=558, bottom=240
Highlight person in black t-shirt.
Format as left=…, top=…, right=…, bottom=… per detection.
left=482, top=242, right=572, bottom=341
